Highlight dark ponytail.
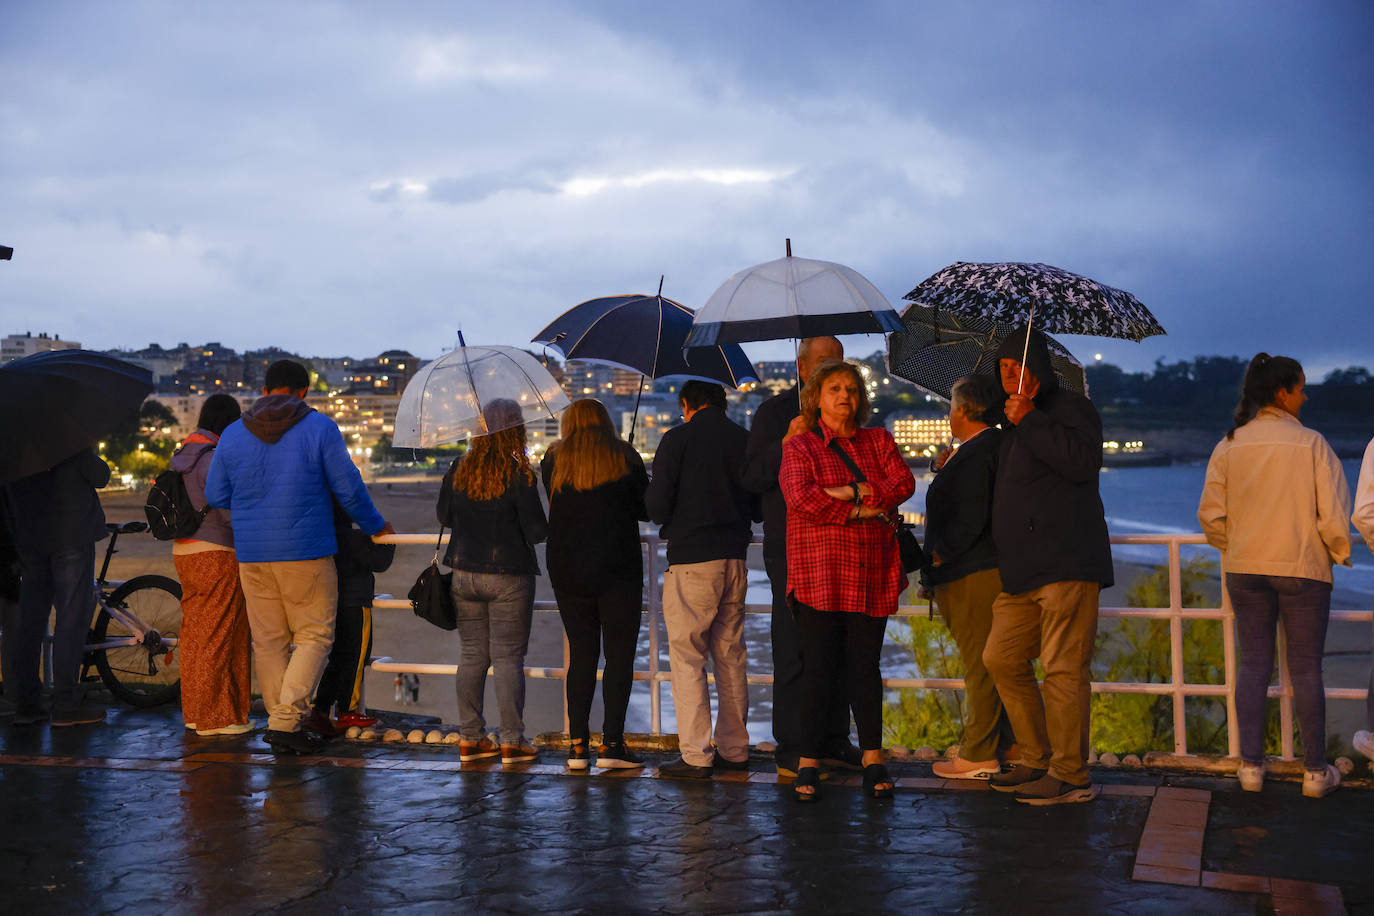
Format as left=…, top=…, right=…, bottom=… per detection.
left=1227, top=352, right=1304, bottom=439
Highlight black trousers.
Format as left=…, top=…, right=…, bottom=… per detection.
left=795, top=601, right=888, bottom=756
left=557, top=581, right=643, bottom=743
left=766, top=551, right=853, bottom=753
left=315, top=605, right=371, bottom=715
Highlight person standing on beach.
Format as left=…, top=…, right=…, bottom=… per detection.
left=983, top=327, right=1112, bottom=806
left=205, top=359, right=393, bottom=755
left=742, top=335, right=863, bottom=777
left=1198, top=353, right=1350, bottom=798
left=1354, top=435, right=1374, bottom=763
left=647, top=380, right=757, bottom=778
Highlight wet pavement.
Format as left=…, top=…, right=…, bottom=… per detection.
left=2, top=705, right=1370, bottom=914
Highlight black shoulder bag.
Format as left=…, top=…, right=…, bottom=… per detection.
left=408, top=527, right=456, bottom=630
left=826, top=437, right=926, bottom=574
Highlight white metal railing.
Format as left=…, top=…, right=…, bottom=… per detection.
left=369, top=532, right=1372, bottom=760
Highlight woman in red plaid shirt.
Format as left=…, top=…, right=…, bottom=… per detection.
left=780, top=358, right=915, bottom=801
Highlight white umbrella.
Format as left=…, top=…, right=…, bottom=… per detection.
left=684, top=239, right=903, bottom=347
left=392, top=343, right=570, bottom=447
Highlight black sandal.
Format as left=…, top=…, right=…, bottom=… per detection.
left=863, top=763, right=894, bottom=799
left=794, top=766, right=821, bottom=803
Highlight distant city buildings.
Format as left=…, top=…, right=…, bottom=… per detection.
left=1, top=331, right=81, bottom=364
left=887, top=411, right=952, bottom=458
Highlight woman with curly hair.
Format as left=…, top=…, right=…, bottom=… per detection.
left=540, top=398, right=649, bottom=770
left=436, top=398, right=548, bottom=765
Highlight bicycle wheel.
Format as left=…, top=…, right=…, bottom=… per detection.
left=92, top=575, right=183, bottom=707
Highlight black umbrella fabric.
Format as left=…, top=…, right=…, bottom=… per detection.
left=886, top=303, right=1086, bottom=401
left=533, top=293, right=758, bottom=388
left=903, top=262, right=1164, bottom=341
left=0, top=349, right=153, bottom=485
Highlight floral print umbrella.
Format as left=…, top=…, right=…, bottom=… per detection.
left=902, top=262, right=1164, bottom=342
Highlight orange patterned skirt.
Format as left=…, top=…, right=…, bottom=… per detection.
left=174, top=550, right=252, bottom=730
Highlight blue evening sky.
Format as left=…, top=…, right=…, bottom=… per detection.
left=2, top=1, right=1371, bottom=375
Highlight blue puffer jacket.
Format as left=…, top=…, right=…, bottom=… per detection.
left=204, top=395, right=385, bottom=563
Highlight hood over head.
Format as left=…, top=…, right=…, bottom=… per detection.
left=994, top=326, right=1059, bottom=399
left=242, top=394, right=314, bottom=444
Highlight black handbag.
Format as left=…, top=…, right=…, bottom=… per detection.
left=826, top=437, right=926, bottom=575
left=408, top=527, right=456, bottom=630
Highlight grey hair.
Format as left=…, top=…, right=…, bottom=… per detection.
left=950, top=376, right=999, bottom=423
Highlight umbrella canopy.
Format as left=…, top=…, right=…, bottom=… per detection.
left=903, top=262, right=1164, bottom=341
left=685, top=245, right=902, bottom=347
left=886, top=303, right=1086, bottom=401
left=0, top=349, right=153, bottom=486
left=392, top=345, right=569, bottom=448
left=532, top=292, right=758, bottom=388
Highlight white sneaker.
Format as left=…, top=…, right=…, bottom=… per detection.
left=1237, top=761, right=1265, bottom=792
left=1353, top=730, right=1374, bottom=760
left=196, top=721, right=260, bottom=737
left=1302, top=763, right=1340, bottom=799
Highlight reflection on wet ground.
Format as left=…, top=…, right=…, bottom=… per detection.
left=2, top=705, right=1369, bottom=914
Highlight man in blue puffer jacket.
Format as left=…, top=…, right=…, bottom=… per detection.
left=205, top=360, right=393, bottom=754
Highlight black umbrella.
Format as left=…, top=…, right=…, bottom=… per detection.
left=533, top=279, right=759, bottom=441
left=0, top=349, right=154, bottom=485
left=886, top=303, right=1086, bottom=401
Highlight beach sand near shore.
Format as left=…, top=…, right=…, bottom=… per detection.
left=95, top=482, right=1371, bottom=749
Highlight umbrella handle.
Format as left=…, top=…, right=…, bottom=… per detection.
left=1017, top=308, right=1035, bottom=394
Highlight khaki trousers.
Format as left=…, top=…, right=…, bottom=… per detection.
left=934, top=567, right=1014, bottom=763
left=662, top=559, right=749, bottom=767
left=238, top=558, right=338, bottom=733
left=982, top=580, right=1099, bottom=785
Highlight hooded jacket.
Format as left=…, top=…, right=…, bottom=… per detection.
left=991, top=329, right=1113, bottom=593
left=168, top=430, right=233, bottom=550
left=204, top=394, right=385, bottom=563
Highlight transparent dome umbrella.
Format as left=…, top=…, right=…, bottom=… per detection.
left=684, top=239, right=903, bottom=349
left=392, top=342, right=570, bottom=447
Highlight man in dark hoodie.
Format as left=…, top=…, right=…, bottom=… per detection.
left=983, top=328, right=1112, bottom=806
left=205, top=360, right=393, bottom=755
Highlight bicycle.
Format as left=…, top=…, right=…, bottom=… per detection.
left=80, top=520, right=183, bottom=707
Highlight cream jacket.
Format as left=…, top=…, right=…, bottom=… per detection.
left=1353, top=436, right=1374, bottom=551
left=1197, top=407, right=1351, bottom=582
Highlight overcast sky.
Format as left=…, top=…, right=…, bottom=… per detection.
left=3, top=1, right=1371, bottom=376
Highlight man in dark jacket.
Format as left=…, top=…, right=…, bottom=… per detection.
left=741, top=336, right=860, bottom=776
left=983, top=328, right=1112, bottom=805
left=2, top=448, right=111, bottom=726
left=646, top=381, right=756, bottom=778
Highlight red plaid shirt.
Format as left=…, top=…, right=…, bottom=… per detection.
left=780, top=422, right=916, bottom=617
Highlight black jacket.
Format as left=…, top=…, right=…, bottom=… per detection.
left=2, top=448, right=110, bottom=555
left=922, top=427, right=1000, bottom=588
left=646, top=406, right=757, bottom=566
left=540, top=442, right=648, bottom=595
left=436, top=458, right=547, bottom=577
left=740, top=386, right=798, bottom=563
left=333, top=502, right=396, bottom=608
left=992, top=330, right=1113, bottom=593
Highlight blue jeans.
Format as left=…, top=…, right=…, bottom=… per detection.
left=1228, top=573, right=1331, bottom=770
left=451, top=571, right=534, bottom=745
left=15, top=544, right=96, bottom=707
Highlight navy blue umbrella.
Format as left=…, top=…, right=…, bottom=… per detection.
left=533, top=282, right=759, bottom=441
left=0, top=349, right=154, bottom=485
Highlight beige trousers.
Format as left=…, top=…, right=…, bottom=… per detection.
left=238, top=558, right=338, bottom=733
left=934, top=567, right=1015, bottom=762
left=982, top=580, right=1099, bottom=785
left=662, top=559, right=749, bottom=767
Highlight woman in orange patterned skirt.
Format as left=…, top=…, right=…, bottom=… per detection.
left=170, top=394, right=254, bottom=736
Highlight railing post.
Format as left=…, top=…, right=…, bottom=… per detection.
left=1277, top=625, right=1295, bottom=759
left=1220, top=573, right=1240, bottom=758
left=645, top=534, right=662, bottom=736
left=1168, top=539, right=1187, bottom=755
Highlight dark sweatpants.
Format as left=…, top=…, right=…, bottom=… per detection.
left=315, top=605, right=372, bottom=716
left=557, top=581, right=642, bottom=744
